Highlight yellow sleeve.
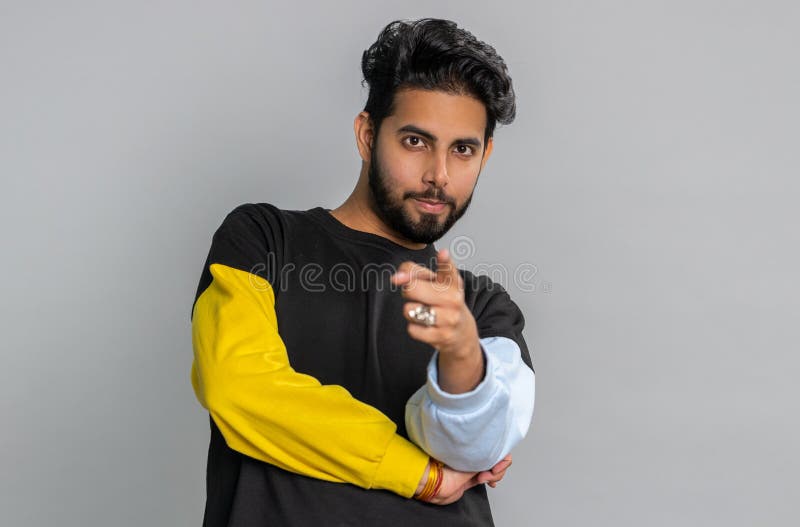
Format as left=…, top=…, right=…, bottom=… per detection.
left=190, top=262, right=429, bottom=498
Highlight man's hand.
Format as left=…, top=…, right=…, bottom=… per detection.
left=415, top=455, right=514, bottom=505
left=391, top=249, right=484, bottom=393
left=480, top=454, right=513, bottom=489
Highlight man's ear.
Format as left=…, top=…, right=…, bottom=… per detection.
left=354, top=111, right=375, bottom=162
left=480, top=136, right=494, bottom=170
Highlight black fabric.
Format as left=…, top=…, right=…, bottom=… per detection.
left=192, top=203, right=533, bottom=526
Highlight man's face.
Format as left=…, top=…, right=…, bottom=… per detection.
left=367, top=88, right=492, bottom=244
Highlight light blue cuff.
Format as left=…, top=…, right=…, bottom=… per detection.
left=405, top=336, right=535, bottom=471
left=424, top=345, right=499, bottom=413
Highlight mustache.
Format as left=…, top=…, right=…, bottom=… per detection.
left=404, top=190, right=455, bottom=205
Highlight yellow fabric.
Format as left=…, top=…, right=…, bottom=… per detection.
left=191, top=263, right=429, bottom=498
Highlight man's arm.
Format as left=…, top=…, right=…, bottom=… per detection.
left=190, top=205, right=429, bottom=498
left=393, top=250, right=535, bottom=472
left=405, top=336, right=535, bottom=472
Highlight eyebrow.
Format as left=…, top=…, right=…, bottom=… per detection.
left=396, top=124, right=483, bottom=149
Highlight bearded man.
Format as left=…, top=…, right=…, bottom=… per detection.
left=190, top=17, right=535, bottom=527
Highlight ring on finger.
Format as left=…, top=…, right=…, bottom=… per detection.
left=408, top=304, right=437, bottom=327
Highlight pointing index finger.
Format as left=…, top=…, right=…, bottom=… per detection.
left=391, top=261, right=436, bottom=285
left=436, top=248, right=462, bottom=287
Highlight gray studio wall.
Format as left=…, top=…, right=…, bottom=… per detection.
left=2, top=1, right=798, bottom=526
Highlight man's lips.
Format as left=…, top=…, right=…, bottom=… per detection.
left=412, top=198, right=449, bottom=213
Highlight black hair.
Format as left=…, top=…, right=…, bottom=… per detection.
left=361, top=18, right=516, bottom=145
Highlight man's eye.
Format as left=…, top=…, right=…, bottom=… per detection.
left=405, top=136, right=423, bottom=147
left=455, top=145, right=474, bottom=156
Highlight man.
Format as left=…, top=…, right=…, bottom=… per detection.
left=190, top=18, right=535, bottom=526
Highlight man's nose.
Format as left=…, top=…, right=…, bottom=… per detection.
left=423, top=151, right=449, bottom=188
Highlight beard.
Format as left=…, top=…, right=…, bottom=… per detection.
left=367, top=146, right=475, bottom=245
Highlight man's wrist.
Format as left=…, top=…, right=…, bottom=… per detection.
left=414, top=459, right=444, bottom=502
left=426, top=345, right=498, bottom=412
left=436, top=339, right=485, bottom=393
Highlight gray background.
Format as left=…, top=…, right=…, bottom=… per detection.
left=2, top=1, right=798, bottom=525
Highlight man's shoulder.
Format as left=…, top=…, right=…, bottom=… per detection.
left=206, top=202, right=312, bottom=277
left=459, top=268, right=513, bottom=304
left=459, top=267, right=517, bottom=319
left=222, top=201, right=292, bottom=224
left=217, top=202, right=321, bottom=236
left=458, top=267, right=529, bottom=353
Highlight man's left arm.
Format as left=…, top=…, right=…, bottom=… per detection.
left=393, top=249, right=535, bottom=472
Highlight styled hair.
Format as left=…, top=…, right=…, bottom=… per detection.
left=361, top=18, right=516, bottom=144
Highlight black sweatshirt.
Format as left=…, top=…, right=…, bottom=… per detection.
left=190, top=203, right=532, bottom=526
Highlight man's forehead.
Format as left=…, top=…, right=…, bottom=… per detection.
left=387, top=88, right=487, bottom=138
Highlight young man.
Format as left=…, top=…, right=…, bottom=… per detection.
left=190, top=18, right=535, bottom=526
